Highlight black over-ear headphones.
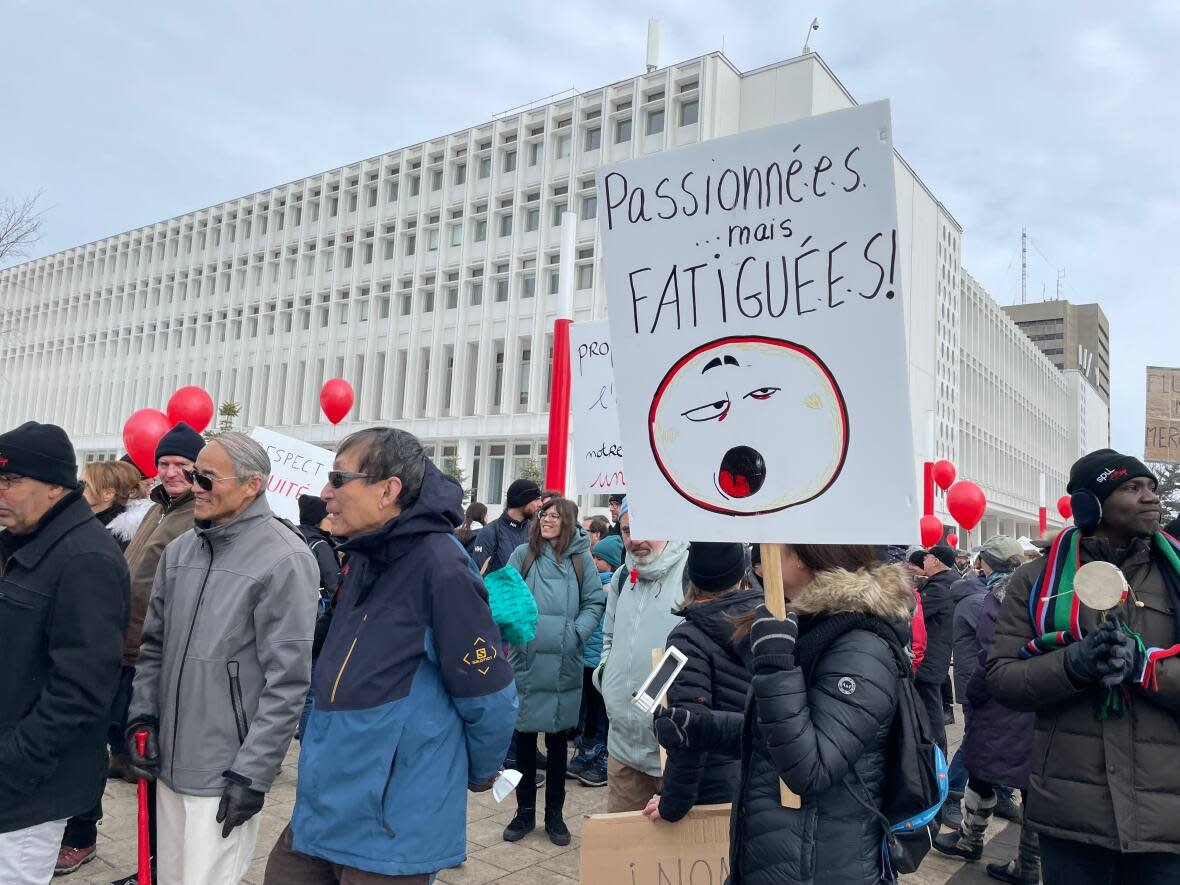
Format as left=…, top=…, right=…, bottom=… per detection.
left=1070, top=490, right=1102, bottom=534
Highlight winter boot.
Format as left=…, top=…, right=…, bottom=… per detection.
left=993, top=791, right=1023, bottom=823
left=545, top=810, right=571, bottom=846
left=933, top=785, right=996, bottom=862
left=503, top=807, right=536, bottom=842
left=941, top=789, right=964, bottom=830
left=986, top=822, right=1040, bottom=884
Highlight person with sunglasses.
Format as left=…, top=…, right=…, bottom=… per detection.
left=264, top=427, right=517, bottom=885
left=124, top=433, right=318, bottom=885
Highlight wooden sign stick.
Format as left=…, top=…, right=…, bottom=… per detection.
left=759, top=542, right=803, bottom=810
left=653, top=648, right=668, bottom=772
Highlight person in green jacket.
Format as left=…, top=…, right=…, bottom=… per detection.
left=502, top=497, right=605, bottom=847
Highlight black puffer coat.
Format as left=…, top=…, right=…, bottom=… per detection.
left=659, top=588, right=762, bottom=822
left=728, top=565, right=913, bottom=885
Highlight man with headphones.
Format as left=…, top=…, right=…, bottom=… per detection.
left=987, top=449, right=1180, bottom=885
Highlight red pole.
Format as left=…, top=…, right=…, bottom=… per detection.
left=136, top=731, right=151, bottom=885
left=923, top=461, right=934, bottom=517
left=1038, top=507, right=1048, bottom=539
left=545, top=316, right=572, bottom=494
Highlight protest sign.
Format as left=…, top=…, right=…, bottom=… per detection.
left=569, top=319, right=627, bottom=494
left=249, top=427, right=334, bottom=522
left=580, top=804, right=731, bottom=885
left=1146, top=366, right=1180, bottom=464
left=598, top=100, right=917, bottom=543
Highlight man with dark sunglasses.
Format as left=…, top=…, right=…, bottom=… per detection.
left=264, top=427, right=517, bottom=884
left=125, top=433, right=318, bottom=885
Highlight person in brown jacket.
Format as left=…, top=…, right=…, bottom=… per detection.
left=987, top=449, right=1180, bottom=885
left=87, top=421, right=204, bottom=885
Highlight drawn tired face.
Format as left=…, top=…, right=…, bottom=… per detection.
left=648, top=336, right=848, bottom=515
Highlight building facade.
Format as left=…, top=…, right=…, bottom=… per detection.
left=1, top=49, right=1090, bottom=536
left=1003, top=300, right=1111, bottom=403
left=0, top=50, right=965, bottom=517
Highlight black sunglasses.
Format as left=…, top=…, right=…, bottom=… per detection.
left=327, top=470, right=379, bottom=489
left=183, top=468, right=241, bottom=491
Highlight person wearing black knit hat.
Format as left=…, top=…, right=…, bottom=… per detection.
left=0, top=422, right=130, bottom=881
left=988, top=449, right=1180, bottom=883
left=647, top=541, right=760, bottom=824
left=470, top=478, right=543, bottom=576
left=915, top=542, right=958, bottom=753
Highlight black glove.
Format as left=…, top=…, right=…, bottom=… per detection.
left=216, top=776, right=265, bottom=838
left=652, top=706, right=694, bottom=750
left=1063, top=620, right=1126, bottom=686
left=749, top=605, right=799, bottom=675
left=124, top=721, right=160, bottom=782
left=1103, top=626, right=1143, bottom=687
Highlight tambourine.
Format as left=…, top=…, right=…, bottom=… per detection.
left=1073, top=561, right=1132, bottom=613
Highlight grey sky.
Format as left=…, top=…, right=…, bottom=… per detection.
left=3, top=0, right=1176, bottom=458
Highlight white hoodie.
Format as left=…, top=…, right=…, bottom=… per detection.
left=594, top=541, right=689, bottom=775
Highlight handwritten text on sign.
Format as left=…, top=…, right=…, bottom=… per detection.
left=569, top=320, right=627, bottom=494
left=599, top=101, right=918, bottom=543
left=249, top=427, right=334, bottom=523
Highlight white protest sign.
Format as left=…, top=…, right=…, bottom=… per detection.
left=249, top=427, right=334, bottom=523
left=599, top=100, right=917, bottom=543
left=569, top=320, right=627, bottom=494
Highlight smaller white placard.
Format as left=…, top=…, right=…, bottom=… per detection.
left=569, top=320, right=627, bottom=495
left=250, top=427, right=335, bottom=523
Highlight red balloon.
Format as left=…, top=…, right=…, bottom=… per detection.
left=920, top=514, right=944, bottom=548
left=946, top=532, right=959, bottom=549
left=947, top=481, right=987, bottom=532
left=932, top=459, right=957, bottom=491
left=122, top=409, right=172, bottom=479
left=1057, top=495, right=1073, bottom=520
left=320, top=378, right=355, bottom=425
left=166, top=386, right=214, bottom=434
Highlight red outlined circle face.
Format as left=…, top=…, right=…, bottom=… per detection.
left=648, top=336, right=849, bottom=516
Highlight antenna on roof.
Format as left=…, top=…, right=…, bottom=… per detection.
left=646, top=19, right=660, bottom=73
left=802, top=18, right=820, bottom=54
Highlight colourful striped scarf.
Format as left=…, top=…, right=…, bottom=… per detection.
left=1022, top=527, right=1180, bottom=708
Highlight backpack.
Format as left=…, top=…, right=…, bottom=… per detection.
left=834, top=618, right=949, bottom=879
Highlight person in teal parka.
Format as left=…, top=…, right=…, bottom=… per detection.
left=503, top=496, right=605, bottom=847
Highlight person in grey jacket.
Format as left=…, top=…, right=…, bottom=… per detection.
left=502, top=497, right=604, bottom=846
left=125, top=433, right=318, bottom=885
left=592, top=499, right=689, bottom=812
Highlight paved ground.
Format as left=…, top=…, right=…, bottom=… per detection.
left=66, top=719, right=1022, bottom=884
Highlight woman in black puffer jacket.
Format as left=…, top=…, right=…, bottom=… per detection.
left=655, top=544, right=914, bottom=885
left=644, top=542, right=762, bottom=823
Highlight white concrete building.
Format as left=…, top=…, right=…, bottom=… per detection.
left=0, top=49, right=1082, bottom=535
left=0, top=51, right=963, bottom=518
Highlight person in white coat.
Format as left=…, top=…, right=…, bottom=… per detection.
left=592, top=500, right=688, bottom=812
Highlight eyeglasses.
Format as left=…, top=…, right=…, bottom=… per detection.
left=0, top=474, right=25, bottom=491
left=538, top=510, right=563, bottom=523
left=327, top=470, right=378, bottom=489
left=183, top=468, right=242, bottom=492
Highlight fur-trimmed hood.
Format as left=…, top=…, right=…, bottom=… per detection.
left=789, top=563, right=915, bottom=622
left=107, top=498, right=153, bottom=544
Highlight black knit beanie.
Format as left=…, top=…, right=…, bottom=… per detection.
left=1067, top=449, right=1154, bottom=504
left=0, top=421, right=78, bottom=488
left=687, top=542, right=748, bottom=593
left=155, top=422, right=205, bottom=464
left=298, top=494, right=328, bottom=526
left=505, top=478, right=541, bottom=509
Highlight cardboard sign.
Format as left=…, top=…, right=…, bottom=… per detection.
left=249, top=427, right=334, bottom=523
left=569, top=319, right=627, bottom=494
left=1146, top=366, right=1180, bottom=464
left=598, top=101, right=918, bottom=543
left=580, top=804, right=731, bottom=885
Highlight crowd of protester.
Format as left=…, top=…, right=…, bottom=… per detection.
left=2, top=417, right=1178, bottom=885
